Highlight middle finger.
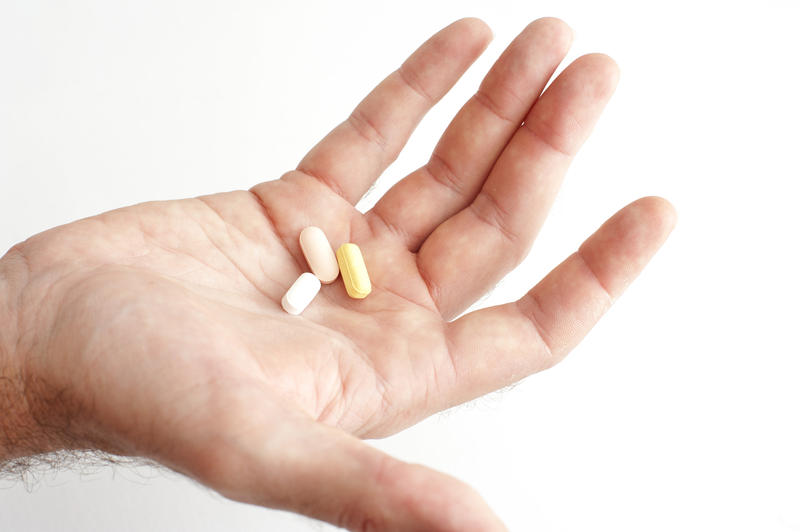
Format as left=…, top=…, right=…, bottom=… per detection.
left=368, top=18, right=573, bottom=250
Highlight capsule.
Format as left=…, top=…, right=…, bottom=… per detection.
left=336, top=243, right=371, bottom=299
left=281, top=272, right=321, bottom=315
left=299, top=226, right=339, bottom=284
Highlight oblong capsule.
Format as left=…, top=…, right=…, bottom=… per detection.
left=336, top=243, right=371, bottom=299
left=299, top=226, right=339, bottom=284
left=281, top=272, right=321, bottom=315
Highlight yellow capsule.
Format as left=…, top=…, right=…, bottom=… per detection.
left=336, top=243, right=372, bottom=299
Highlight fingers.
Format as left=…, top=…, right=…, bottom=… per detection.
left=291, top=18, right=492, bottom=204
left=369, top=18, right=573, bottom=249
left=443, top=197, right=676, bottom=404
left=418, top=53, right=621, bottom=319
left=190, top=402, right=506, bottom=532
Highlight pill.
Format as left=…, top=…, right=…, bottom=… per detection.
left=299, top=226, right=339, bottom=284
left=335, top=243, right=371, bottom=299
left=281, top=272, right=321, bottom=315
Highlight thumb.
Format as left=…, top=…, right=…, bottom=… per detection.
left=175, top=399, right=506, bottom=532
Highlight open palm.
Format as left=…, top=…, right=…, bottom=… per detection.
left=11, top=18, right=675, bottom=532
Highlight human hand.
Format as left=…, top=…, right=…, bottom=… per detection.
left=0, top=18, right=675, bottom=531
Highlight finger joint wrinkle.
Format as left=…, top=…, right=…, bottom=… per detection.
left=347, top=107, right=390, bottom=153
left=366, top=209, right=411, bottom=247
left=469, top=190, right=519, bottom=246
left=397, top=62, right=436, bottom=105
left=516, top=292, right=555, bottom=360
left=521, top=115, right=574, bottom=158
left=415, top=257, right=443, bottom=316
left=425, top=152, right=466, bottom=199
left=441, top=323, right=459, bottom=381
left=293, top=166, right=349, bottom=203
left=574, top=248, right=615, bottom=305
left=246, top=189, right=283, bottom=240
left=474, top=88, right=518, bottom=124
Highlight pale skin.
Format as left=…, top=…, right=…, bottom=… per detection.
left=0, top=17, right=675, bottom=531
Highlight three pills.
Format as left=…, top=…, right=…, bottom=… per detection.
left=281, top=226, right=371, bottom=315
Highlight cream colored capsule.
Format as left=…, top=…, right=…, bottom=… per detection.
left=336, top=243, right=371, bottom=299
left=299, top=226, right=339, bottom=283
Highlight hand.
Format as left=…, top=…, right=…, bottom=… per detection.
left=0, top=18, right=675, bottom=531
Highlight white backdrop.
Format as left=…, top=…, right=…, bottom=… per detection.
left=2, top=1, right=799, bottom=531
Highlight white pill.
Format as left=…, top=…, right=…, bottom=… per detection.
left=281, top=272, right=321, bottom=315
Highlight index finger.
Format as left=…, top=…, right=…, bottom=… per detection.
left=289, top=18, right=492, bottom=204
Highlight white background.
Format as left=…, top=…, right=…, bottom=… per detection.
left=1, top=1, right=799, bottom=530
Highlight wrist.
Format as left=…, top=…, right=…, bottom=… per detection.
left=0, top=247, right=50, bottom=461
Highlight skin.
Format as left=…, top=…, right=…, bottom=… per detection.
left=0, top=17, right=676, bottom=531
